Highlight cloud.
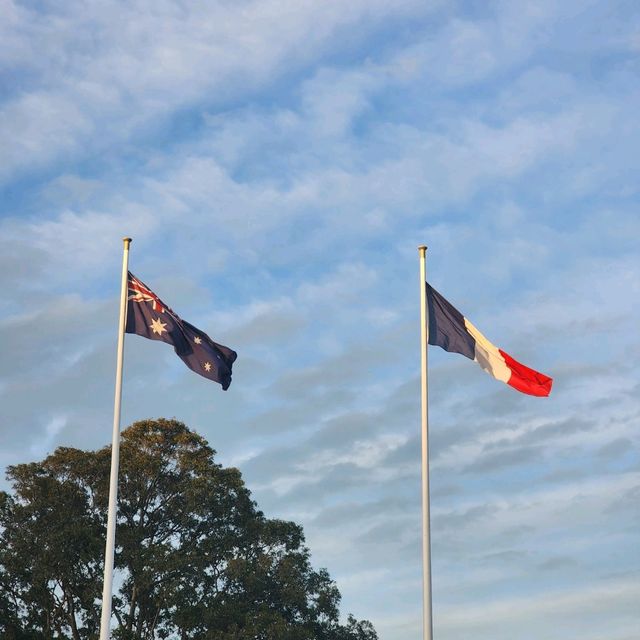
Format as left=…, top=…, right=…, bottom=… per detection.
left=1, top=3, right=640, bottom=639
left=438, top=576, right=640, bottom=640
left=464, top=444, right=544, bottom=473
left=0, top=0, right=435, bottom=183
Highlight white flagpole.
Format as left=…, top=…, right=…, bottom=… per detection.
left=419, top=245, right=433, bottom=640
left=99, top=237, right=132, bottom=640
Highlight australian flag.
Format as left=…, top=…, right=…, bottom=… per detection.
left=126, top=272, right=237, bottom=390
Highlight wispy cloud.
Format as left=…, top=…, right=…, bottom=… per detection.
left=1, top=1, right=639, bottom=638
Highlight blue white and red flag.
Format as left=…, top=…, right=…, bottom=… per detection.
left=426, top=283, right=552, bottom=396
left=126, top=272, right=237, bottom=390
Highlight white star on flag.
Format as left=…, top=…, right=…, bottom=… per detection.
left=204, top=362, right=211, bottom=371
left=150, top=317, right=168, bottom=335
left=194, top=336, right=202, bottom=344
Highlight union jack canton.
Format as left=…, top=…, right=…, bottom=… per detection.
left=126, top=272, right=237, bottom=390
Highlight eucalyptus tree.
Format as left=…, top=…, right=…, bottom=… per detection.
left=0, top=419, right=377, bottom=640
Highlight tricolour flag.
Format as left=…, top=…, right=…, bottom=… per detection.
left=426, top=283, right=552, bottom=396
left=126, top=272, right=237, bottom=389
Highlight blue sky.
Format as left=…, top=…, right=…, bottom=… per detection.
left=1, top=1, right=639, bottom=638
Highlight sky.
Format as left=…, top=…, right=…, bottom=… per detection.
left=1, top=1, right=639, bottom=638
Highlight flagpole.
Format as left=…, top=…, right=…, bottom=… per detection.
left=99, top=237, right=132, bottom=640
left=419, top=245, right=433, bottom=640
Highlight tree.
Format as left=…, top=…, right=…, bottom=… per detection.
left=0, top=419, right=378, bottom=640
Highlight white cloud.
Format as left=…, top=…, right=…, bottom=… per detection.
left=0, top=0, right=435, bottom=183
left=438, top=577, right=640, bottom=639
left=1, top=3, right=639, bottom=639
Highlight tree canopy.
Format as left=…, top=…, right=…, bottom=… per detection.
left=0, top=418, right=377, bottom=640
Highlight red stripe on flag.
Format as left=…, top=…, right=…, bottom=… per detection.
left=499, top=349, right=553, bottom=397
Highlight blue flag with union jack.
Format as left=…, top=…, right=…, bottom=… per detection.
left=125, top=272, right=237, bottom=390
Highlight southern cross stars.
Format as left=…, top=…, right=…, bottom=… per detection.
left=194, top=336, right=202, bottom=344
left=204, top=362, right=211, bottom=371
left=150, top=317, right=168, bottom=335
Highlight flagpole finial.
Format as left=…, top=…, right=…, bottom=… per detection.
left=418, top=245, right=427, bottom=253
left=123, top=237, right=132, bottom=247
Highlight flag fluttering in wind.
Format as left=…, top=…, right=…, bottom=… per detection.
left=426, top=283, right=552, bottom=396
left=126, top=272, right=237, bottom=390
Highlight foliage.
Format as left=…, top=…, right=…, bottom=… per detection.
left=0, top=419, right=377, bottom=640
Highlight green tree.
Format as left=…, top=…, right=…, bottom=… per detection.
left=0, top=419, right=378, bottom=640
